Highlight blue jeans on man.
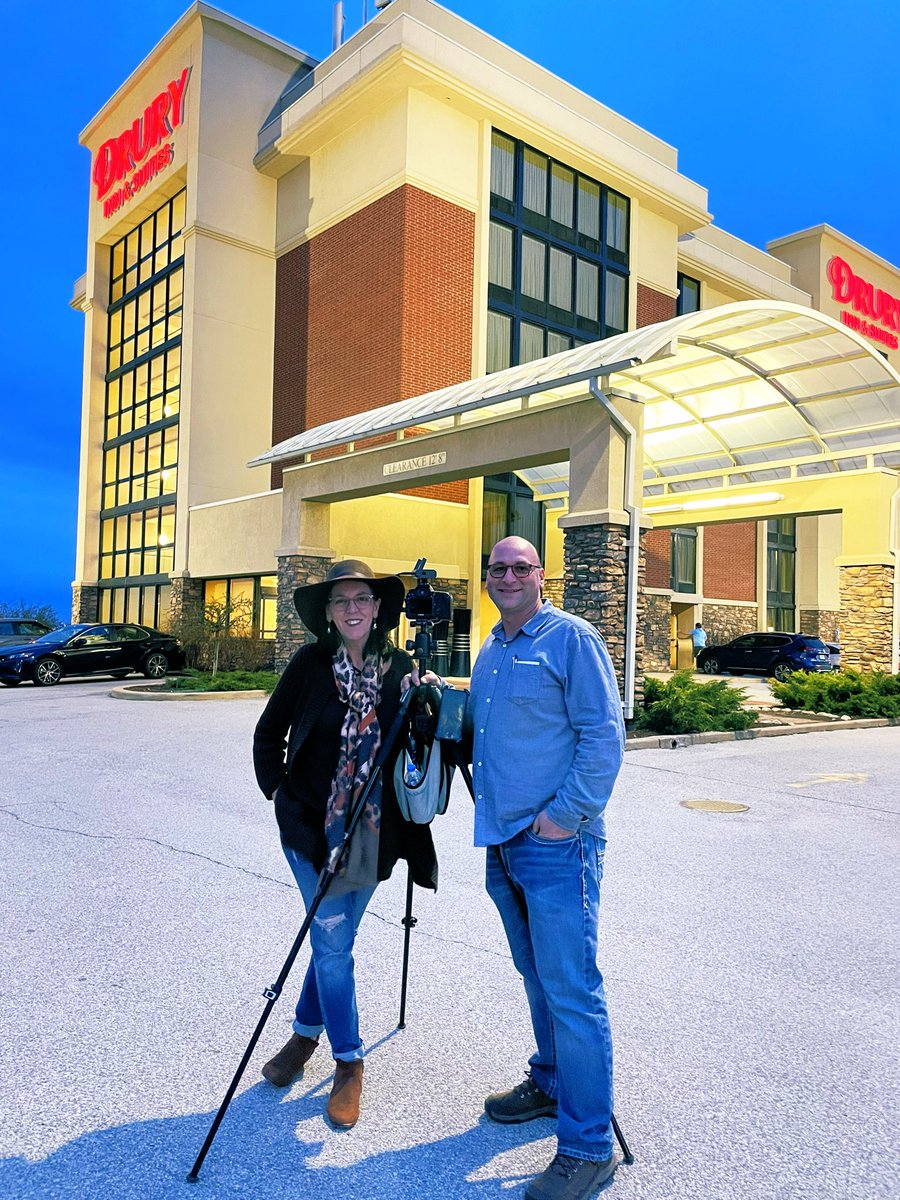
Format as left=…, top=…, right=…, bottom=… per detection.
left=486, top=828, right=614, bottom=1162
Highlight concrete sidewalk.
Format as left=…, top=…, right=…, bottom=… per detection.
left=0, top=681, right=897, bottom=1199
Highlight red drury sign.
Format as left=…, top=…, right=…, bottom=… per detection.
left=93, top=68, right=190, bottom=219
left=827, top=256, right=900, bottom=351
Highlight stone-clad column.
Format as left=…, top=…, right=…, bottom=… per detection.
left=71, top=583, right=100, bottom=623
left=839, top=563, right=896, bottom=671
left=276, top=553, right=333, bottom=671
left=562, top=522, right=645, bottom=703
left=169, top=576, right=204, bottom=629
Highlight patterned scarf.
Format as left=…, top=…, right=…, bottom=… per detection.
left=324, top=645, right=388, bottom=888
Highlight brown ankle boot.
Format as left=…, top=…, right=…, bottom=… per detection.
left=261, top=1033, right=319, bottom=1087
left=326, top=1059, right=364, bottom=1128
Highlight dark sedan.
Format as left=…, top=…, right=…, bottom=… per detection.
left=0, top=618, right=53, bottom=647
left=696, top=632, right=832, bottom=682
left=0, top=623, right=185, bottom=687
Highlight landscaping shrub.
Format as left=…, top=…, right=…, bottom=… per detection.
left=637, top=670, right=758, bottom=734
left=167, top=670, right=279, bottom=693
left=771, top=669, right=900, bottom=719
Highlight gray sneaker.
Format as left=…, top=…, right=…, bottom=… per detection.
left=484, top=1076, right=557, bottom=1123
left=525, top=1153, right=617, bottom=1200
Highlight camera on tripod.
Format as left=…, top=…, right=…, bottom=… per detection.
left=402, top=557, right=452, bottom=626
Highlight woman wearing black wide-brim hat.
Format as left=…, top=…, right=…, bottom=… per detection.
left=252, top=561, right=437, bottom=1129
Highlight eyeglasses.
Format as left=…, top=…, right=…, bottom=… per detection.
left=329, top=594, right=376, bottom=612
left=486, top=562, right=541, bottom=579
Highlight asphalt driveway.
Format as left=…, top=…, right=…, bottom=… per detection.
left=0, top=682, right=897, bottom=1199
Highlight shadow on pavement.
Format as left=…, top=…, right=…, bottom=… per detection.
left=0, top=1079, right=565, bottom=1200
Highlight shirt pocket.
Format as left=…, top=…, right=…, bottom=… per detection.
left=507, top=657, right=544, bottom=703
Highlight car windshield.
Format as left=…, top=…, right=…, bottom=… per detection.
left=33, top=624, right=87, bottom=643
left=798, top=637, right=827, bottom=651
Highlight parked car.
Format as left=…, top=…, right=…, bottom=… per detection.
left=696, top=632, right=832, bottom=682
left=0, top=618, right=53, bottom=647
left=0, top=623, right=185, bottom=687
left=825, top=642, right=841, bottom=670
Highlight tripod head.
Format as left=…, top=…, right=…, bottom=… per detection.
left=402, top=557, right=452, bottom=676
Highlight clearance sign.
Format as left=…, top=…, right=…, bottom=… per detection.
left=827, top=256, right=900, bottom=352
left=93, top=68, right=190, bottom=219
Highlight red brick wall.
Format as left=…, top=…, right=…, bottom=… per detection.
left=636, top=283, right=676, bottom=328
left=644, top=527, right=670, bottom=588
left=703, top=522, right=757, bottom=601
left=271, top=184, right=474, bottom=501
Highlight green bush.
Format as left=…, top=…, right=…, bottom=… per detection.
left=771, top=669, right=900, bottom=718
left=637, top=670, right=758, bottom=734
left=167, top=669, right=279, bottom=694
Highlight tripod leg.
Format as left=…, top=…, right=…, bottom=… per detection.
left=397, top=868, right=416, bottom=1029
left=610, top=1111, right=634, bottom=1165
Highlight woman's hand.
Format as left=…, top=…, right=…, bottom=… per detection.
left=400, top=669, right=443, bottom=694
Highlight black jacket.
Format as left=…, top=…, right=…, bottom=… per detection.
left=253, top=643, right=438, bottom=891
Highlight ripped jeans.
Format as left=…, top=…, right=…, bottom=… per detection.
left=282, top=844, right=376, bottom=1061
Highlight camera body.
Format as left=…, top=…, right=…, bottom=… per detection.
left=402, top=558, right=452, bottom=625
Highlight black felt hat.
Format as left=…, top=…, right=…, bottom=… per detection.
left=293, top=559, right=406, bottom=641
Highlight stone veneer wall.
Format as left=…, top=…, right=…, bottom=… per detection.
left=169, top=577, right=205, bottom=628
left=562, top=523, right=644, bottom=704
left=702, top=603, right=758, bottom=645
left=799, top=608, right=842, bottom=641
left=276, top=554, right=333, bottom=671
left=839, top=564, right=896, bottom=671
left=71, top=583, right=100, bottom=623
left=543, top=577, right=564, bottom=606
left=643, top=592, right=671, bottom=670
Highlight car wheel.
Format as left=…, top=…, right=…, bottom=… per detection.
left=143, top=652, right=169, bottom=679
left=34, top=658, right=62, bottom=687
left=772, top=661, right=793, bottom=683
left=701, top=657, right=719, bottom=674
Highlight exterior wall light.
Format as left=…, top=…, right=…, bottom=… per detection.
left=644, top=491, right=785, bottom=516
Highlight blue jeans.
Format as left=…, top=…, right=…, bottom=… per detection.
left=486, top=828, right=613, bottom=1162
left=282, top=845, right=376, bottom=1062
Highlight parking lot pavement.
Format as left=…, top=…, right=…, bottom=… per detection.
left=0, top=684, right=898, bottom=1200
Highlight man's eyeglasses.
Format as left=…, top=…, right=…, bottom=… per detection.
left=487, top=563, right=541, bottom=579
left=330, top=594, right=376, bottom=612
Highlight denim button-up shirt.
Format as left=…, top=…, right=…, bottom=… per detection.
left=469, top=601, right=625, bottom=847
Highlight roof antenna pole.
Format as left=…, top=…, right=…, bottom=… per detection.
left=332, top=1, right=345, bottom=50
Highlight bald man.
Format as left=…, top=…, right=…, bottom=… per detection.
left=472, top=537, right=625, bottom=1200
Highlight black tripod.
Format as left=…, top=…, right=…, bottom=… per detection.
left=395, top=745, right=635, bottom=1168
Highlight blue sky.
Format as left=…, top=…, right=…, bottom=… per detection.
left=1, top=0, right=898, bottom=621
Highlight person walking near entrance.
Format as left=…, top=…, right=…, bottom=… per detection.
left=471, top=536, right=625, bottom=1200
left=689, top=621, right=707, bottom=660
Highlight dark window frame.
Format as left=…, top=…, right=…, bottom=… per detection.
left=676, top=272, right=701, bottom=315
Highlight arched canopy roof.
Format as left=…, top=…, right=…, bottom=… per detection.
left=250, top=302, right=900, bottom=505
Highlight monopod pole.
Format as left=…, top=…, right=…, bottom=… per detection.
left=186, top=686, right=416, bottom=1182
left=396, top=869, right=416, bottom=1029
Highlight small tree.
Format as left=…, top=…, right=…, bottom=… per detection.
left=173, top=596, right=255, bottom=679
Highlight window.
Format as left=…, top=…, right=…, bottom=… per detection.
left=767, top=517, right=796, bottom=631
left=488, top=132, right=630, bottom=370
left=99, top=189, right=185, bottom=632
left=677, top=272, right=701, bottom=315
left=670, top=527, right=697, bottom=593
left=481, top=473, right=545, bottom=573
left=202, top=576, right=278, bottom=639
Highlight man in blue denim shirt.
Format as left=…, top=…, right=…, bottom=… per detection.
left=472, top=536, right=625, bottom=1200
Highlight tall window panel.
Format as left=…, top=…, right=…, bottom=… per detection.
left=99, top=189, right=185, bottom=628
left=487, top=131, right=630, bottom=369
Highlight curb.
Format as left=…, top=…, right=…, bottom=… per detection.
left=627, top=716, right=900, bottom=751
left=111, top=683, right=269, bottom=701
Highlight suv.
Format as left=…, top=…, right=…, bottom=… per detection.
left=697, top=633, right=832, bottom=682
left=0, top=618, right=53, bottom=647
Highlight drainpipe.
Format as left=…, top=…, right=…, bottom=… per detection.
left=589, top=378, right=639, bottom=720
